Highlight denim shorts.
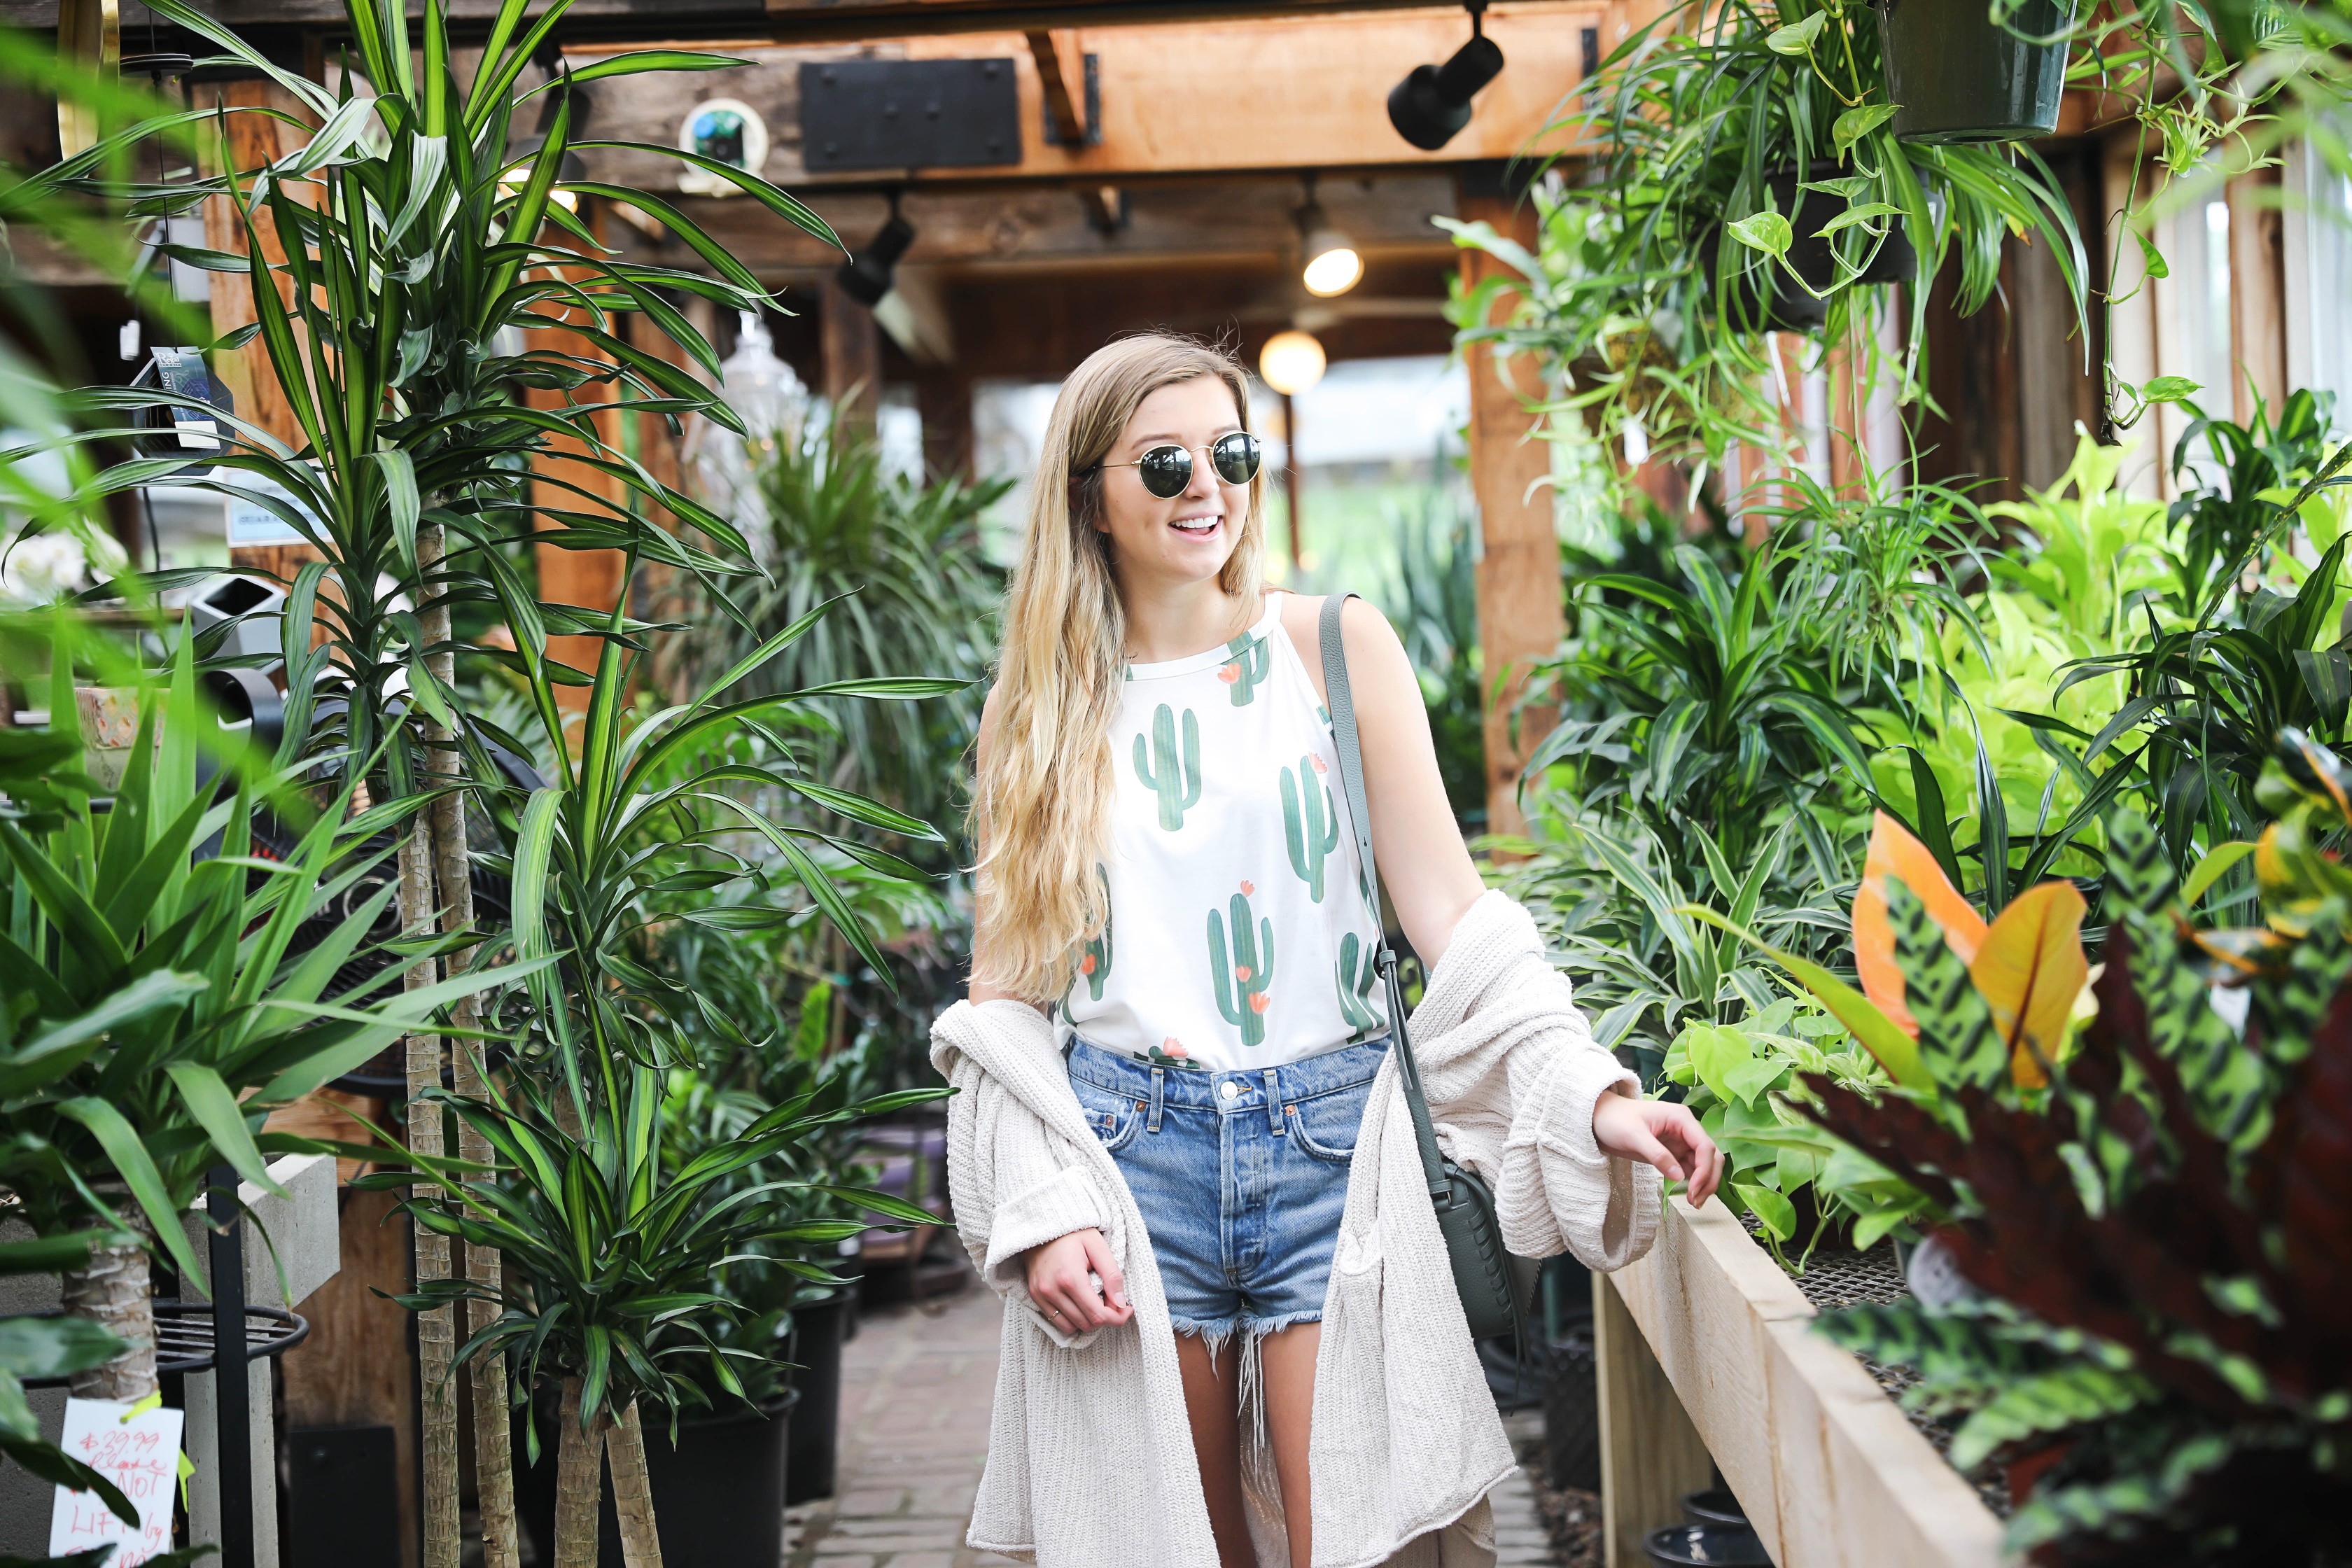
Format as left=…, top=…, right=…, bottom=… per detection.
left=1066, top=1036, right=1387, bottom=1341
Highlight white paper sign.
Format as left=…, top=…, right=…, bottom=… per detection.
left=223, top=471, right=316, bottom=547
left=48, top=1396, right=183, bottom=1566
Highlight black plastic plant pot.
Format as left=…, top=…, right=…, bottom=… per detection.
left=1539, top=1331, right=1602, bottom=1492
left=514, top=1390, right=797, bottom=1568
left=1702, top=163, right=1917, bottom=334
left=1877, top=0, right=2076, bottom=144
left=1642, top=1522, right=1774, bottom=1567
left=786, top=1289, right=851, bottom=1505
left=1681, top=1488, right=1749, bottom=1528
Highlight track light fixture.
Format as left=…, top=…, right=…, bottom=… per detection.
left=1387, top=0, right=1505, bottom=153
left=1296, top=176, right=1363, bottom=298
left=837, top=192, right=917, bottom=308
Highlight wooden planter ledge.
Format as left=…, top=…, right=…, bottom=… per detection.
left=1593, top=1196, right=2007, bottom=1568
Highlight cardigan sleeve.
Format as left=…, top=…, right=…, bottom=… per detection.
left=1490, top=960, right=1662, bottom=1271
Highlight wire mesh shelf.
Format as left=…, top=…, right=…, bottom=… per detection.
left=17, top=1299, right=309, bottom=1387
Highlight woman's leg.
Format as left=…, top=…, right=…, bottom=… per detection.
left=1177, top=1333, right=1256, bottom=1568
left=1261, top=1320, right=1320, bottom=1567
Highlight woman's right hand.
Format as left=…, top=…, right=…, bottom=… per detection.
left=1024, top=1228, right=1132, bottom=1331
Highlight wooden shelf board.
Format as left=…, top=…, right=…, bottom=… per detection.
left=1606, top=1199, right=2007, bottom=1568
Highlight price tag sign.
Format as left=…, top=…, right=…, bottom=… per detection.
left=49, top=1397, right=183, bottom=1566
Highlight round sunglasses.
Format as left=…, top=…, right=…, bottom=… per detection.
left=1096, top=431, right=1263, bottom=499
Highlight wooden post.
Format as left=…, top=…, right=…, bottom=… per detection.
left=822, top=276, right=883, bottom=436
left=2226, top=162, right=2286, bottom=424
left=527, top=203, right=629, bottom=705
left=1281, top=391, right=1302, bottom=570
left=1457, top=176, right=1563, bottom=839
left=1595, top=1271, right=1714, bottom=1568
left=199, top=78, right=323, bottom=581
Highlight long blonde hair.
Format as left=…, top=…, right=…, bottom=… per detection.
left=972, top=334, right=1268, bottom=1002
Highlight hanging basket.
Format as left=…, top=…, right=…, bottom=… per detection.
left=1877, top=0, right=2076, bottom=144
left=1700, top=163, right=1918, bottom=335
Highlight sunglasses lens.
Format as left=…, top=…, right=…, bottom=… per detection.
left=1212, top=432, right=1262, bottom=485
left=1136, top=445, right=1193, bottom=498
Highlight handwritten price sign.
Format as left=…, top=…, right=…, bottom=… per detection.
left=49, top=1397, right=184, bottom=1567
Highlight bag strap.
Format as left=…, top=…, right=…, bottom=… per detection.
left=1318, top=593, right=1450, bottom=1205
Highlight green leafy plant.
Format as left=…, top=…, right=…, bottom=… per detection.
left=374, top=580, right=951, bottom=1567
left=694, top=416, right=1008, bottom=827
left=1732, top=759, right=2351, bottom=1562
left=1525, top=541, right=1875, bottom=877
left=1448, top=0, right=2087, bottom=485
left=1658, top=996, right=1894, bottom=1264
left=2059, top=391, right=2352, bottom=869
left=0, top=618, right=533, bottom=1396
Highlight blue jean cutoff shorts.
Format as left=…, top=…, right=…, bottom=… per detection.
left=1065, top=1035, right=1387, bottom=1341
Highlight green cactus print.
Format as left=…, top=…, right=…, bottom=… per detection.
left=1208, top=886, right=1275, bottom=1048
left=1335, top=930, right=1382, bottom=1033
left=1280, top=754, right=1338, bottom=902
left=1077, top=865, right=1113, bottom=1001
left=1217, top=634, right=1270, bottom=706
left=1132, top=703, right=1202, bottom=830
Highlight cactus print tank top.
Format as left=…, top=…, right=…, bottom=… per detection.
left=1058, top=594, right=1388, bottom=1072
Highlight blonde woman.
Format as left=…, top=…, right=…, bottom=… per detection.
left=932, top=333, right=1721, bottom=1568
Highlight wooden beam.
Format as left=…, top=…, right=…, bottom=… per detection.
left=613, top=174, right=1462, bottom=277
left=1025, top=26, right=1086, bottom=144
left=821, top=274, right=884, bottom=430
left=1457, top=178, right=1561, bottom=841
left=1596, top=1270, right=1713, bottom=1568
left=567, top=6, right=1600, bottom=188
left=104, top=0, right=1612, bottom=48
left=1609, top=1199, right=2008, bottom=1568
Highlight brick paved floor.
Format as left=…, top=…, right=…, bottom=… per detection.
left=787, top=1282, right=1561, bottom=1567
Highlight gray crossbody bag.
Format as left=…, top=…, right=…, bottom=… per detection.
left=1317, top=593, right=1535, bottom=1342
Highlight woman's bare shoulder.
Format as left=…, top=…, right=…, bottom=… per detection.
left=1273, top=590, right=1406, bottom=705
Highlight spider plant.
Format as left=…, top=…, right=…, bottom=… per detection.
left=1448, top=0, right=2088, bottom=486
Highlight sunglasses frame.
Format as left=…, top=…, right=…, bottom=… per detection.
left=1096, top=431, right=1264, bottom=499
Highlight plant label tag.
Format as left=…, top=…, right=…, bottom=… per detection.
left=223, top=471, right=318, bottom=547
left=48, top=1396, right=184, bottom=1566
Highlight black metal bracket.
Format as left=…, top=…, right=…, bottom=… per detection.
left=1041, top=52, right=1102, bottom=148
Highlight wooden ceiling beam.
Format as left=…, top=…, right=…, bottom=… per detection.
left=614, top=172, right=1463, bottom=278
left=34, top=0, right=1605, bottom=49
left=568, top=4, right=1607, bottom=189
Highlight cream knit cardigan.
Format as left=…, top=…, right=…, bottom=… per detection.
left=929, top=889, right=1660, bottom=1568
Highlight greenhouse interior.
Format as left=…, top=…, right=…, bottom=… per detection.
left=0, top=0, right=2344, bottom=1563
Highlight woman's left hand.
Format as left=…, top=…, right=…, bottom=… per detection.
left=1591, top=1091, right=1725, bottom=1207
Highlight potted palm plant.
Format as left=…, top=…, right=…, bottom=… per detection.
left=381, top=584, right=952, bottom=1568
left=46, top=1, right=848, bottom=1552
left=0, top=617, right=536, bottom=1396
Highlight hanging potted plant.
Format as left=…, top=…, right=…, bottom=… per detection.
left=1877, top=0, right=2078, bottom=143
left=1447, top=0, right=2089, bottom=486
